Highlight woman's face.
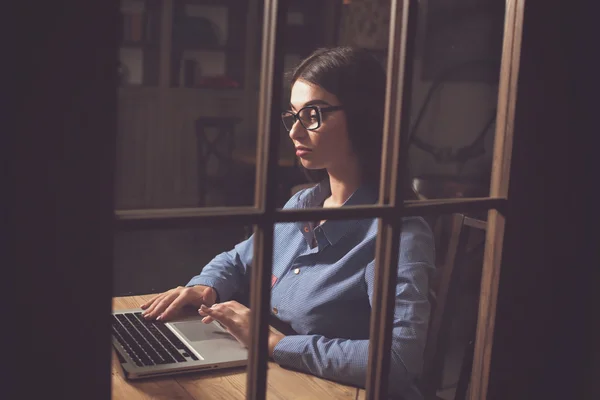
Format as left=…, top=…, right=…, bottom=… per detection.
left=288, top=80, right=357, bottom=173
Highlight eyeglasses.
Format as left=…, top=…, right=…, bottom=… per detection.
left=281, top=105, right=344, bottom=131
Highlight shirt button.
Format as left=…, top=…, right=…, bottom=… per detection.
left=272, top=307, right=278, bottom=315
left=294, top=268, right=300, bottom=275
left=303, top=226, right=310, bottom=233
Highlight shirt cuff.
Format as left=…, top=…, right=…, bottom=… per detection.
left=272, top=335, right=310, bottom=367
left=186, top=276, right=232, bottom=303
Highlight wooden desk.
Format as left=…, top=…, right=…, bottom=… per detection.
left=112, top=295, right=360, bottom=400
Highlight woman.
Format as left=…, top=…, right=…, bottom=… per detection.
left=140, top=47, right=435, bottom=399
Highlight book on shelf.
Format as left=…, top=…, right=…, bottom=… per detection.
left=130, top=12, right=144, bottom=42
left=121, top=11, right=153, bottom=43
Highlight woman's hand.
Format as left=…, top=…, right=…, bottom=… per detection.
left=199, top=301, right=251, bottom=345
left=140, top=285, right=217, bottom=321
left=199, top=301, right=285, bottom=356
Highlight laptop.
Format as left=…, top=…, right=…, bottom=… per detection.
left=112, top=308, right=248, bottom=379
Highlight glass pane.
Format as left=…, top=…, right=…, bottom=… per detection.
left=113, top=223, right=251, bottom=296
left=427, top=211, right=487, bottom=400
left=256, top=0, right=342, bottom=209
left=338, top=0, right=505, bottom=203
left=409, top=0, right=505, bottom=201
left=116, top=0, right=257, bottom=209
left=353, top=210, right=486, bottom=399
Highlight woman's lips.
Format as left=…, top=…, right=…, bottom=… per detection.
left=295, top=147, right=312, bottom=157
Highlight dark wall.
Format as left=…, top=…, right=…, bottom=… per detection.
left=10, top=1, right=117, bottom=399
left=488, top=0, right=594, bottom=399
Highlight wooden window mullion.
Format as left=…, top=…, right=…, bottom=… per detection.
left=364, top=1, right=419, bottom=399
left=246, top=1, right=288, bottom=399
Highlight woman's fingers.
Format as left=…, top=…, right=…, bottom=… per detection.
left=200, top=304, right=236, bottom=325
left=140, top=293, right=161, bottom=310
left=199, top=304, right=225, bottom=318
left=143, top=292, right=178, bottom=320
left=219, top=301, right=251, bottom=319
left=142, top=293, right=167, bottom=317
left=219, top=301, right=246, bottom=312
left=158, top=290, right=193, bottom=321
left=199, top=304, right=250, bottom=347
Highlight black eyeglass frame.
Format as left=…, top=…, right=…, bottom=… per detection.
left=280, top=105, right=344, bottom=131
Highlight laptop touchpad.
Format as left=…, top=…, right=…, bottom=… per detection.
left=170, top=321, right=233, bottom=342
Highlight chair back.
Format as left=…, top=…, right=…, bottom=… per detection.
left=420, top=213, right=487, bottom=400
left=195, top=117, right=241, bottom=206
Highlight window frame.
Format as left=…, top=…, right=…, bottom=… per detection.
left=113, top=0, right=524, bottom=399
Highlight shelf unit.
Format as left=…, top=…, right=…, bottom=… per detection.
left=169, top=0, right=248, bottom=88
left=118, top=0, right=161, bottom=86
left=118, top=0, right=249, bottom=89
left=118, top=0, right=340, bottom=90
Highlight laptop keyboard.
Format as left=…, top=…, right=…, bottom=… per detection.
left=112, top=312, right=199, bottom=367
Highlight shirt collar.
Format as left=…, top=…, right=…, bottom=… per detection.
left=296, top=180, right=378, bottom=248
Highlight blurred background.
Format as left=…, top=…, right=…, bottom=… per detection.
left=114, top=0, right=503, bottom=301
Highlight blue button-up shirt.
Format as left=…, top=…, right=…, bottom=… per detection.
left=187, top=181, right=435, bottom=399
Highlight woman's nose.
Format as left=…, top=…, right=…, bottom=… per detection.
left=288, top=120, right=306, bottom=141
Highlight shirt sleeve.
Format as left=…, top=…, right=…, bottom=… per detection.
left=185, top=234, right=254, bottom=303
left=272, top=217, right=435, bottom=396
left=185, top=189, right=307, bottom=302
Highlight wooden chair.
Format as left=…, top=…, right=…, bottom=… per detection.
left=195, top=117, right=251, bottom=206
left=421, top=213, right=487, bottom=400
left=412, top=175, right=488, bottom=266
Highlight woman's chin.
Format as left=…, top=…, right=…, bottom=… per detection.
left=299, top=159, right=321, bottom=169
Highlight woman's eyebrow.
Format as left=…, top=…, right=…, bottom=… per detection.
left=289, top=99, right=331, bottom=111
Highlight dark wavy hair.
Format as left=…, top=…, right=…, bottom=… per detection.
left=288, top=47, right=387, bottom=187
